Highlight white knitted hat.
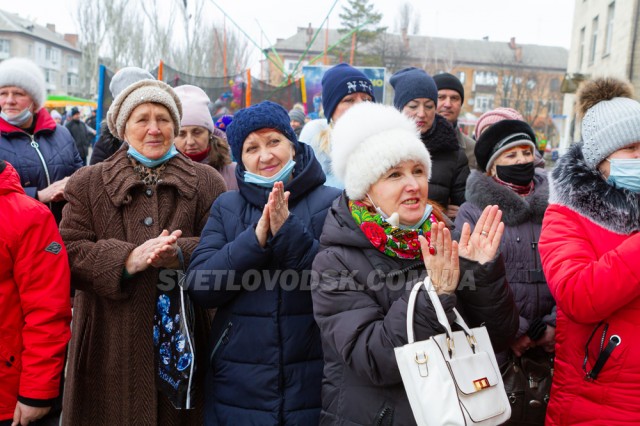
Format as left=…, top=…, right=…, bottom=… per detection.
left=107, top=79, right=182, bottom=140
left=331, top=102, right=432, bottom=200
left=0, top=57, right=46, bottom=111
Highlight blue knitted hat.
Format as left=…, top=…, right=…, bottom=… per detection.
left=322, top=63, right=375, bottom=122
left=390, top=67, right=438, bottom=110
left=227, top=101, right=298, bottom=165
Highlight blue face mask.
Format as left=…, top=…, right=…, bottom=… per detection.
left=127, top=144, right=179, bottom=168
left=607, top=158, right=640, bottom=193
left=367, top=195, right=433, bottom=230
left=244, top=159, right=296, bottom=188
left=0, top=105, right=33, bottom=127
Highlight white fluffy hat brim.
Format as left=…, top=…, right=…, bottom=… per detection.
left=331, top=102, right=432, bottom=200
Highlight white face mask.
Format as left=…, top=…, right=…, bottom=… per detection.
left=607, top=158, right=640, bottom=193
left=366, top=194, right=433, bottom=230
left=0, top=104, right=33, bottom=127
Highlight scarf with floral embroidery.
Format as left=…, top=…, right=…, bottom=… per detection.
left=349, top=199, right=435, bottom=259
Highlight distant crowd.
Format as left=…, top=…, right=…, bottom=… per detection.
left=2, top=56, right=640, bottom=426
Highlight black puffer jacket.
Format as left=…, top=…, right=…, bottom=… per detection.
left=89, top=121, right=122, bottom=165
left=421, top=115, right=470, bottom=208
left=311, top=194, right=519, bottom=426
left=456, top=169, right=555, bottom=342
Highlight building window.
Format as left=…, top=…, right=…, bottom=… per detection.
left=473, top=95, right=494, bottom=113
left=604, top=2, right=615, bottom=56
left=590, top=16, right=599, bottom=65
left=550, top=78, right=560, bottom=91
left=67, top=73, right=79, bottom=88
left=0, top=39, right=10, bottom=59
left=525, top=99, right=535, bottom=116
left=457, top=71, right=465, bottom=84
left=526, top=78, right=537, bottom=90
left=579, top=27, right=586, bottom=69
left=44, top=69, right=57, bottom=84
left=474, top=71, right=498, bottom=86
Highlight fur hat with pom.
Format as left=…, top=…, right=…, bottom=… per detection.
left=0, top=57, right=46, bottom=111
left=577, top=77, right=640, bottom=169
left=331, top=102, right=431, bottom=200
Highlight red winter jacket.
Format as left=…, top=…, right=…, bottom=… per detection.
left=0, top=161, right=71, bottom=421
left=539, top=144, right=640, bottom=425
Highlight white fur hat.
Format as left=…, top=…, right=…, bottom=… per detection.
left=0, top=57, right=46, bottom=111
left=331, top=102, right=432, bottom=200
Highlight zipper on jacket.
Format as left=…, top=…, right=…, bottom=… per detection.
left=374, top=406, right=393, bottom=426
left=209, top=321, right=233, bottom=365
left=384, top=261, right=424, bottom=279
left=30, top=137, right=52, bottom=209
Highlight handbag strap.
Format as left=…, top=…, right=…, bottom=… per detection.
left=406, top=279, right=478, bottom=355
left=406, top=278, right=453, bottom=344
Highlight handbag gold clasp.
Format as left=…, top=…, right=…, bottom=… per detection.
left=473, top=377, right=490, bottom=391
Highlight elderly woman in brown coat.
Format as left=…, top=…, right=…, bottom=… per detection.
left=59, top=79, right=226, bottom=425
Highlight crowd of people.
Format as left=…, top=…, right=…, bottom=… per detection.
left=1, top=55, right=639, bottom=426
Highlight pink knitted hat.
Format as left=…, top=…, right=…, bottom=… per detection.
left=173, top=85, right=214, bottom=133
left=474, top=107, right=524, bottom=140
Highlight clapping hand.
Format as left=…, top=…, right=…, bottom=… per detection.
left=255, top=182, right=290, bottom=247
left=268, top=182, right=290, bottom=236
left=458, top=205, right=504, bottom=264
left=147, top=229, right=183, bottom=269
left=125, top=229, right=183, bottom=274
left=419, top=222, right=460, bottom=295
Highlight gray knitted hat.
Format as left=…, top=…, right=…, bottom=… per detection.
left=109, top=67, right=154, bottom=98
left=107, top=79, right=182, bottom=140
left=0, top=57, right=47, bottom=111
left=578, top=77, right=640, bottom=168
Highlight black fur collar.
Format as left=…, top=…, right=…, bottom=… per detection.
left=550, top=142, right=640, bottom=234
left=465, top=169, right=549, bottom=226
left=421, top=114, right=460, bottom=155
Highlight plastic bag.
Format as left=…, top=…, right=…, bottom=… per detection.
left=153, top=270, right=196, bottom=409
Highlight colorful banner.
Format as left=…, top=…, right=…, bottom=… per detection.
left=302, top=66, right=386, bottom=120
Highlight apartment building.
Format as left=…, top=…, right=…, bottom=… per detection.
left=0, top=9, right=82, bottom=97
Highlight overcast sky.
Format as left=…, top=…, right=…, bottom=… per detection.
left=4, top=0, right=575, bottom=68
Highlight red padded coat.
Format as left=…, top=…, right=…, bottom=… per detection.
left=0, top=162, right=71, bottom=421
left=539, top=144, right=640, bottom=425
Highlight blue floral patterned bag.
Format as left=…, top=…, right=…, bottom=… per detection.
left=154, top=270, right=196, bottom=409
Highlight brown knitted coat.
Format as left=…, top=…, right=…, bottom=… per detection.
left=59, top=149, right=226, bottom=425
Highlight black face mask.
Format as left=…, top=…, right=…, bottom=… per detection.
left=495, top=162, right=535, bottom=186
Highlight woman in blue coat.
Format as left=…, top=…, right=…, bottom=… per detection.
left=187, top=101, right=340, bottom=425
left=0, top=57, right=83, bottom=224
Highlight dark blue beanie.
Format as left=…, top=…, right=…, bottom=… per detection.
left=322, top=63, right=375, bottom=122
left=227, top=101, right=298, bottom=166
left=389, top=67, right=438, bottom=110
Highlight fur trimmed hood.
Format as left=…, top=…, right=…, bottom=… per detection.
left=465, top=169, right=549, bottom=226
left=550, top=142, right=640, bottom=234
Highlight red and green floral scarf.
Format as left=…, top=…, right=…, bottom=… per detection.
left=349, top=199, right=436, bottom=259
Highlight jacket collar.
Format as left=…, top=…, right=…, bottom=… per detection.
left=235, top=142, right=326, bottom=208
left=102, top=145, right=199, bottom=207
left=550, top=142, right=640, bottom=234
left=465, top=169, right=549, bottom=226
left=0, top=108, right=56, bottom=135
left=420, top=114, right=460, bottom=155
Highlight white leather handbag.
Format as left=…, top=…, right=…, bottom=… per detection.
left=394, top=279, right=511, bottom=425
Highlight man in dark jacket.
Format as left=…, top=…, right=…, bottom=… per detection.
left=65, top=107, right=92, bottom=165
left=0, top=160, right=72, bottom=426
left=434, top=72, right=477, bottom=170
